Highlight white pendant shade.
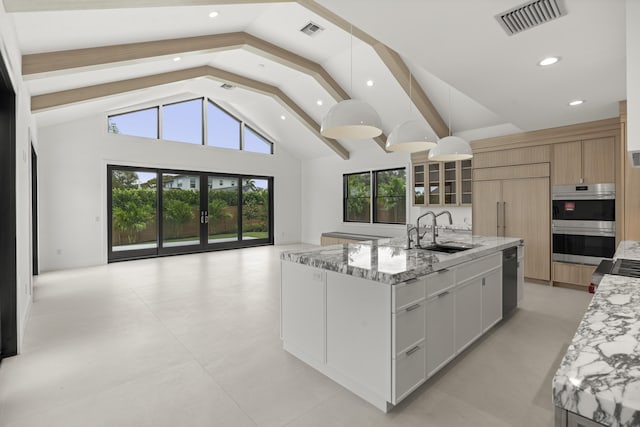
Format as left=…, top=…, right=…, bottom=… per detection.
left=321, top=99, right=383, bottom=140
left=386, top=120, right=438, bottom=152
left=428, top=135, right=473, bottom=161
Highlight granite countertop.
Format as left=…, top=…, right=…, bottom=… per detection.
left=281, top=232, right=522, bottom=285
left=553, top=240, right=640, bottom=426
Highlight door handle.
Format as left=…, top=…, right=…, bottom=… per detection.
left=201, top=211, right=209, bottom=224
left=496, top=201, right=500, bottom=237
left=503, top=202, right=506, bottom=237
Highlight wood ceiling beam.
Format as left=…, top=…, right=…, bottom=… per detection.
left=23, top=32, right=388, bottom=151
left=3, top=0, right=291, bottom=12
left=298, top=0, right=449, bottom=138
left=31, top=65, right=350, bottom=159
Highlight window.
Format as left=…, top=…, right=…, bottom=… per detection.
left=162, top=99, right=203, bottom=145
left=344, top=172, right=371, bottom=223
left=343, top=168, right=406, bottom=224
left=374, top=168, right=406, bottom=224
left=207, top=101, right=241, bottom=150
left=190, top=178, right=196, bottom=189
left=108, top=107, right=158, bottom=139
left=108, top=98, right=275, bottom=155
left=244, top=126, right=273, bottom=154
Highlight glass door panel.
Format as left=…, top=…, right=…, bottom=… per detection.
left=428, top=163, right=441, bottom=205
left=461, top=159, right=472, bottom=205
left=162, top=173, right=201, bottom=248
left=207, top=176, right=239, bottom=243
left=242, top=178, right=269, bottom=240
left=110, top=168, right=158, bottom=255
left=443, top=161, right=456, bottom=205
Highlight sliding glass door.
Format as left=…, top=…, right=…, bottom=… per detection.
left=108, top=166, right=273, bottom=262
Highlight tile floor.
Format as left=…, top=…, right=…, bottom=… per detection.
left=0, top=244, right=593, bottom=426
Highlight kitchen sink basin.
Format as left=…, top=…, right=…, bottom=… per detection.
left=418, top=243, right=477, bottom=254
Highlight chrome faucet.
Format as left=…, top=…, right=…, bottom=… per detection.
left=406, top=225, right=418, bottom=249
left=415, top=211, right=436, bottom=248
left=415, top=210, right=453, bottom=247
left=433, top=211, right=454, bottom=244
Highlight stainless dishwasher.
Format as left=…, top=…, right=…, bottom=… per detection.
left=502, top=247, right=518, bottom=316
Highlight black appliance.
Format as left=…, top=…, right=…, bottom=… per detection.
left=590, top=258, right=640, bottom=293
left=552, top=184, right=615, bottom=266
left=502, top=247, right=518, bottom=315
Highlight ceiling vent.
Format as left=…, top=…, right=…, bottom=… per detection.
left=496, top=0, right=566, bottom=36
left=300, top=22, right=324, bottom=37
left=220, top=83, right=234, bottom=90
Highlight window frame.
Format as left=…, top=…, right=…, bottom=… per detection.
left=107, top=106, right=160, bottom=139
left=107, top=98, right=275, bottom=155
left=343, top=167, right=407, bottom=225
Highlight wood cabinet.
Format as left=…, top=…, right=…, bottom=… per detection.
left=552, top=137, right=615, bottom=185
left=473, top=173, right=550, bottom=281
left=552, top=262, right=596, bottom=289
left=411, top=153, right=471, bottom=207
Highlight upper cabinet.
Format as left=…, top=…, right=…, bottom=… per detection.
left=552, top=137, right=615, bottom=185
left=411, top=153, right=472, bottom=207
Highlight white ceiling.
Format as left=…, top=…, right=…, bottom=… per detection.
left=5, top=0, right=627, bottom=160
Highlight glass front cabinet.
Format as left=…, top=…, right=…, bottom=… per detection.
left=411, top=153, right=472, bottom=207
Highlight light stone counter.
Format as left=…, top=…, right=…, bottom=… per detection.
left=553, top=241, right=640, bottom=426
left=281, top=232, right=522, bottom=285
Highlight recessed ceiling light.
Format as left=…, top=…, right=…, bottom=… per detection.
left=569, top=100, right=584, bottom=106
left=366, top=80, right=374, bottom=87
left=173, top=56, right=181, bottom=62
left=538, top=56, right=560, bottom=66
left=280, top=115, right=286, bottom=120
left=208, top=11, right=219, bottom=18
left=316, top=100, right=323, bottom=106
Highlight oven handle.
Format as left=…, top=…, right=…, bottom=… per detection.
left=552, top=229, right=616, bottom=237
left=552, top=193, right=615, bottom=200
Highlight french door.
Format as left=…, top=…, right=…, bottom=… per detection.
left=108, top=165, right=273, bottom=262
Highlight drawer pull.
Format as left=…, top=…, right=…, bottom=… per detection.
left=406, top=346, right=420, bottom=356
left=437, top=290, right=450, bottom=298
left=405, top=303, right=421, bottom=312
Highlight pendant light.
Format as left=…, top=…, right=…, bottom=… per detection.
left=386, top=70, right=437, bottom=152
left=321, top=25, right=382, bottom=140
left=428, top=87, right=473, bottom=161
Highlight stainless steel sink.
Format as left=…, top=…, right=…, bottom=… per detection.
left=418, top=242, right=478, bottom=254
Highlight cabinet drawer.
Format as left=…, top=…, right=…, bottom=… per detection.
left=392, top=339, right=426, bottom=404
left=393, top=278, right=426, bottom=311
left=393, top=301, right=426, bottom=356
left=425, top=269, right=454, bottom=298
left=456, top=252, right=502, bottom=283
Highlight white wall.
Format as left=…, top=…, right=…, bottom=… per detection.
left=627, top=0, right=640, bottom=157
left=0, top=6, right=37, bottom=353
left=38, top=114, right=302, bottom=271
left=301, top=143, right=471, bottom=245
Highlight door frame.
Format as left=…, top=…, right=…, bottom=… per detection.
left=0, top=51, right=17, bottom=358
left=31, top=144, right=39, bottom=276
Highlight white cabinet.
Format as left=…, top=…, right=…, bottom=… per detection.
left=454, top=277, right=483, bottom=354
left=281, top=262, right=326, bottom=364
left=426, top=287, right=455, bottom=377
left=517, top=245, right=524, bottom=302
left=481, top=269, right=503, bottom=332
left=391, top=278, right=427, bottom=404
left=325, top=271, right=391, bottom=405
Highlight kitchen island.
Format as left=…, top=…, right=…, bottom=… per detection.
left=553, top=241, right=640, bottom=427
left=280, top=233, right=523, bottom=412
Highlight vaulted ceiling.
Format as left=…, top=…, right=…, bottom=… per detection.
left=3, top=0, right=626, bottom=160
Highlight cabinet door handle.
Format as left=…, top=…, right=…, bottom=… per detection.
left=406, top=345, right=420, bottom=356
left=437, top=268, right=449, bottom=274
left=405, top=303, right=421, bottom=312
left=437, top=290, right=449, bottom=298
left=503, top=202, right=506, bottom=237
left=496, top=201, right=500, bottom=236
left=482, top=278, right=486, bottom=287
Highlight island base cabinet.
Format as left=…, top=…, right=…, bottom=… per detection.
left=281, top=262, right=326, bottom=365
left=426, top=290, right=455, bottom=377
left=325, top=271, right=392, bottom=408
left=392, top=340, right=426, bottom=404
left=482, top=269, right=503, bottom=332
left=454, top=278, right=483, bottom=354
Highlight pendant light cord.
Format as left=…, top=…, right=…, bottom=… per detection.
left=448, top=88, right=452, bottom=136
left=409, top=70, right=412, bottom=113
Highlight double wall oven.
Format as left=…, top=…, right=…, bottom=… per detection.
left=552, top=184, right=615, bottom=265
